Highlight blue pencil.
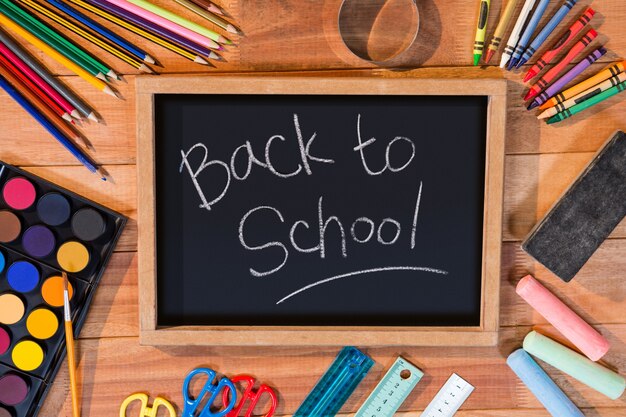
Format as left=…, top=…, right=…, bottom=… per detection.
left=0, top=74, right=108, bottom=181
left=508, top=0, right=551, bottom=70
left=518, top=0, right=578, bottom=68
left=44, top=0, right=155, bottom=64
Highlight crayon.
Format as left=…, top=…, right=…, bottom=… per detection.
left=508, top=0, right=551, bottom=70
left=485, top=0, right=519, bottom=63
left=538, top=72, right=626, bottom=119
left=507, top=349, right=585, bottom=417
left=528, top=47, right=606, bottom=109
left=524, top=331, right=626, bottom=399
left=473, top=0, right=491, bottom=65
left=547, top=80, right=626, bottom=124
left=516, top=275, right=610, bottom=360
left=500, top=0, right=537, bottom=68
left=540, top=61, right=626, bottom=110
left=517, top=0, right=579, bottom=68
left=524, top=7, right=594, bottom=82
left=525, top=29, right=597, bottom=101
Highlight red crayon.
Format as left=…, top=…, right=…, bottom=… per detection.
left=523, top=7, right=595, bottom=83
left=524, top=29, right=597, bottom=102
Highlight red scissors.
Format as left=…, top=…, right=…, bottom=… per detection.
left=222, top=375, right=278, bottom=417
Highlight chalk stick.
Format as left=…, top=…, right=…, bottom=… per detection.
left=524, top=331, right=625, bottom=399
left=522, top=131, right=626, bottom=282
left=506, top=349, right=585, bottom=417
left=516, top=275, right=610, bottom=361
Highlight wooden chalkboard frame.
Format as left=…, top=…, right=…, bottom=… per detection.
left=136, top=75, right=506, bottom=346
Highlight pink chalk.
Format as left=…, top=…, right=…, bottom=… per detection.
left=516, top=275, right=610, bottom=361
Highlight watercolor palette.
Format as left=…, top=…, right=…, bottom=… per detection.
left=0, top=161, right=126, bottom=417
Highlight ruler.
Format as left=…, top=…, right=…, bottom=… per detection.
left=355, top=356, right=424, bottom=417
left=294, top=346, right=374, bottom=417
left=420, top=374, right=474, bottom=417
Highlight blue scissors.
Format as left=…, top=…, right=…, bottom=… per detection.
left=183, top=367, right=237, bottom=417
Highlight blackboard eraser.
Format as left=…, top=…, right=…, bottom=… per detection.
left=522, top=130, right=626, bottom=282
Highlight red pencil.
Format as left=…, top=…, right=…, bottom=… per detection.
left=524, top=29, right=597, bottom=102
left=523, top=7, right=595, bottom=83
left=0, top=49, right=73, bottom=123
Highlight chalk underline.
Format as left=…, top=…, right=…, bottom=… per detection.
left=275, top=266, right=449, bottom=305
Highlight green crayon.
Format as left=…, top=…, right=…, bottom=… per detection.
left=473, top=0, right=491, bottom=65
left=547, top=81, right=626, bottom=124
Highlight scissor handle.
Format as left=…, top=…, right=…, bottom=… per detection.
left=120, top=393, right=176, bottom=417
left=182, top=368, right=237, bottom=417
left=222, top=375, right=278, bottom=417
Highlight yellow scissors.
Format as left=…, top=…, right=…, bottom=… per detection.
left=120, top=393, right=176, bottom=417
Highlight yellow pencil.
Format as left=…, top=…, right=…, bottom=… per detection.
left=63, top=272, right=80, bottom=417
left=19, top=0, right=153, bottom=73
left=0, top=11, right=118, bottom=97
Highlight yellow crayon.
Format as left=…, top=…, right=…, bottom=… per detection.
left=473, top=0, right=491, bottom=65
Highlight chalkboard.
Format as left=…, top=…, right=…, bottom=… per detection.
left=137, top=77, right=506, bottom=346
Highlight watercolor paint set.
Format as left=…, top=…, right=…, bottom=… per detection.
left=0, top=161, right=126, bottom=417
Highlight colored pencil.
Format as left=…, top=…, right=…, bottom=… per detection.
left=508, top=0, right=551, bottom=70
left=0, top=40, right=80, bottom=120
left=0, top=74, right=108, bottom=180
left=540, top=61, right=626, bottom=110
left=21, top=0, right=153, bottom=73
left=44, top=0, right=155, bottom=64
left=517, top=0, right=579, bottom=68
left=62, top=272, right=80, bottom=417
left=0, top=11, right=118, bottom=97
left=500, top=0, right=537, bottom=68
left=66, top=0, right=211, bottom=64
left=523, top=7, right=595, bottom=83
left=473, top=0, right=490, bottom=65
left=528, top=47, right=606, bottom=109
left=0, top=47, right=73, bottom=122
left=100, top=0, right=224, bottom=48
left=0, top=27, right=100, bottom=122
left=485, top=0, right=519, bottom=63
left=547, top=80, right=626, bottom=124
left=173, top=0, right=241, bottom=35
left=188, top=0, right=228, bottom=17
left=1, top=0, right=117, bottom=81
left=538, top=72, right=626, bottom=119
left=0, top=62, right=86, bottom=147
left=524, top=29, right=597, bottom=101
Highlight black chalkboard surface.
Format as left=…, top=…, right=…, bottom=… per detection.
left=153, top=94, right=488, bottom=327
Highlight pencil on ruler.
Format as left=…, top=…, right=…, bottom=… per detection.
left=0, top=0, right=118, bottom=81
left=65, top=0, right=211, bottom=64
left=485, top=0, right=519, bottom=64
left=44, top=0, right=155, bottom=64
left=62, top=272, right=80, bottom=417
left=500, top=0, right=537, bottom=68
left=188, top=0, right=229, bottom=17
left=0, top=63, right=87, bottom=148
left=20, top=0, right=153, bottom=73
left=0, top=40, right=80, bottom=121
left=0, top=74, right=109, bottom=180
left=0, top=11, right=119, bottom=97
left=0, top=27, right=101, bottom=122
left=173, top=0, right=241, bottom=35
left=547, top=80, right=626, bottom=124
left=99, top=0, right=225, bottom=48
left=81, top=0, right=222, bottom=61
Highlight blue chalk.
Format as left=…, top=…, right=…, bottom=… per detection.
left=507, top=349, right=585, bottom=417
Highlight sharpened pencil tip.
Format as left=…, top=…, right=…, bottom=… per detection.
left=71, top=110, right=82, bottom=120
left=195, top=56, right=210, bottom=65
left=208, top=4, right=228, bottom=16
left=209, top=51, right=224, bottom=61
left=103, top=85, right=122, bottom=99
left=139, top=64, right=154, bottom=73
left=144, top=55, right=156, bottom=64
left=87, top=112, right=101, bottom=123
left=96, top=73, right=107, bottom=82
left=96, top=166, right=112, bottom=182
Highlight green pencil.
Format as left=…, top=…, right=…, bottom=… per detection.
left=547, top=81, right=626, bottom=124
left=473, top=0, right=491, bottom=65
left=1, top=0, right=118, bottom=80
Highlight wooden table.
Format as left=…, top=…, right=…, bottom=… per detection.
left=1, top=0, right=625, bottom=416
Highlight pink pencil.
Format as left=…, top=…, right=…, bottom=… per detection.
left=0, top=41, right=80, bottom=120
left=101, top=0, right=220, bottom=50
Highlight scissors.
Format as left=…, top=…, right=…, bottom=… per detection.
left=221, top=375, right=278, bottom=417
left=183, top=367, right=237, bottom=417
left=120, top=393, right=176, bottom=417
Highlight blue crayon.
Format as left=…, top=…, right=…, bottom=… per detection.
left=507, top=349, right=585, bottom=417
left=508, top=0, right=551, bottom=70
left=518, top=0, right=578, bottom=68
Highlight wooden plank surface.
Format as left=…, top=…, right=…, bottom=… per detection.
left=0, top=0, right=624, bottom=416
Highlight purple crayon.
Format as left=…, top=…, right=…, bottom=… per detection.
left=528, top=47, right=607, bottom=110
